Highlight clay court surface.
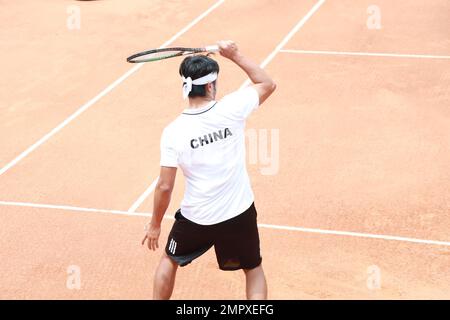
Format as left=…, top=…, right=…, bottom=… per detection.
left=1, top=0, right=449, bottom=299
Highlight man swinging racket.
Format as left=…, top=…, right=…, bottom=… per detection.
left=141, top=40, right=276, bottom=300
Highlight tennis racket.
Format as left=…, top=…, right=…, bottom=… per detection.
left=126, top=45, right=220, bottom=63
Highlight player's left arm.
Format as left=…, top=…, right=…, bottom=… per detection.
left=142, top=166, right=177, bottom=251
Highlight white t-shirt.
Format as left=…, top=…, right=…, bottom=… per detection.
left=160, top=87, right=260, bottom=225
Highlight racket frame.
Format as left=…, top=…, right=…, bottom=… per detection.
left=127, top=45, right=219, bottom=63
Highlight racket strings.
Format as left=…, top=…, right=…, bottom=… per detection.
left=127, top=47, right=206, bottom=63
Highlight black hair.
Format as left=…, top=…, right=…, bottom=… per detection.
left=179, top=55, right=219, bottom=98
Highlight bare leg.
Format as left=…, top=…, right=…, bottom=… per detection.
left=153, top=253, right=178, bottom=300
left=243, top=264, right=267, bottom=300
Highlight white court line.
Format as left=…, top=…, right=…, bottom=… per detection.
left=1, top=200, right=449, bottom=247
left=257, top=224, right=450, bottom=247
left=240, top=0, right=326, bottom=89
left=280, top=49, right=450, bottom=60
left=128, top=177, right=159, bottom=213
left=128, top=0, right=327, bottom=212
left=0, top=0, right=226, bottom=178
left=0, top=200, right=153, bottom=218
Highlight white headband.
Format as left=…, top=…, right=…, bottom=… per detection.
left=182, top=72, right=218, bottom=99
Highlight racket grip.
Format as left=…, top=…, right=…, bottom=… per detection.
left=205, top=45, right=220, bottom=53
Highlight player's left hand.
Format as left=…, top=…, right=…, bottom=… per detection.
left=141, top=223, right=161, bottom=251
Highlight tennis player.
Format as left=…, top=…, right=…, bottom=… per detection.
left=142, top=40, right=276, bottom=300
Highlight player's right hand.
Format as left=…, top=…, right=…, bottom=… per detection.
left=217, top=40, right=240, bottom=60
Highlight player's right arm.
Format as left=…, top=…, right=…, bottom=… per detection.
left=218, top=40, right=276, bottom=105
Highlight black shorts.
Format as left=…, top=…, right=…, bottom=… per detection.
left=165, top=202, right=262, bottom=271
